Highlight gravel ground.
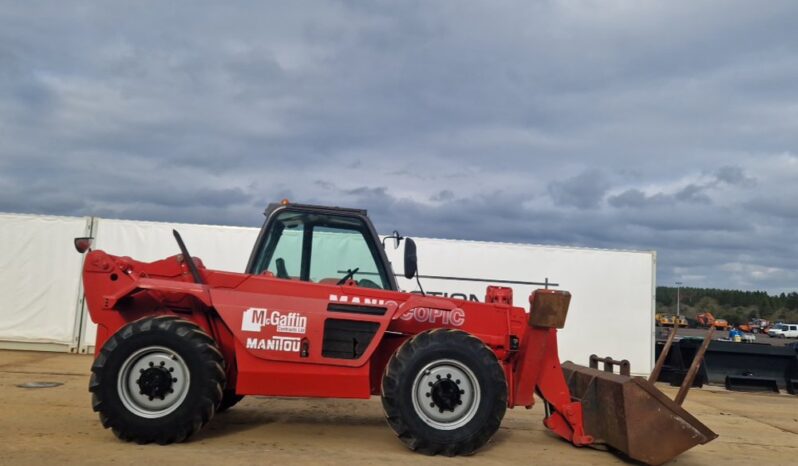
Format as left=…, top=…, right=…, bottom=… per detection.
left=1, top=349, right=797, bottom=466
left=658, top=326, right=798, bottom=347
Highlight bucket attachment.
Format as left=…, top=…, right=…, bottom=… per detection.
left=562, top=361, right=717, bottom=466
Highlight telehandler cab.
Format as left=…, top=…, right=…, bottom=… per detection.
left=78, top=201, right=716, bottom=465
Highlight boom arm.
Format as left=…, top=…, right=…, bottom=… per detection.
left=511, top=290, right=592, bottom=446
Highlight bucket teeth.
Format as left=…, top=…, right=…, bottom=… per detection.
left=562, top=362, right=717, bottom=466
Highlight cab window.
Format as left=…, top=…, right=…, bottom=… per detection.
left=251, top=209, right=391, bottom=289
left=309, top=226, right=386, bottom=289
left=265, top=225, right=303, bottom=279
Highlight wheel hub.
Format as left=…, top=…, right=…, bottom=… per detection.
left=412, top=359, right=481, bottom=430
left=429, top=377, right=463, bottom=412
left=137, top=366, right=175, bottom=400
left=117, top=346, right=190, bottom=419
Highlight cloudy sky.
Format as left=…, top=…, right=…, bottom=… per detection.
left=1, top=1, right=797, bottom=293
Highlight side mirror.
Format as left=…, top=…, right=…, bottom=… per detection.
left=382, top=230, right=404, bottom=249
left=404, top=238, right=418, bottom=279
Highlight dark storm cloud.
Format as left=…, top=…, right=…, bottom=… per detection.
left=715, top=165, right=753, bottom=186
left=609, top=184, right=714, bottom=208
left=1, top=1, right=798, bottom=292
left=674, top=184, right=712, bottom=204
left=608, top=190, right=667, bottom=209
left=430, top=190, right=454, bottom=202
left=547, top=170, right=611, bottom=210
left=745, top=197, right=798, bottom=220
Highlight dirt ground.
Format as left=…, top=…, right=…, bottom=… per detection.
left=1, top=350, right=797, bottom=466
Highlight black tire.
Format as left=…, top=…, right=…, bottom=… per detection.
left=217, top=389, right=244, bottom=412
left=381, top=329, right=507, bottom=456
left=89, top=315, right=225, bottom=444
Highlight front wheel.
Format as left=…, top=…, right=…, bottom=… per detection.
left=89, top=316, right=225, bottom=444
left=381, top=329, right=507, bottom=456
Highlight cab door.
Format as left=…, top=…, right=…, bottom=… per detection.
left=221, top=207, right=398, bottom=367
left=307, top=224, right=398, bottom=361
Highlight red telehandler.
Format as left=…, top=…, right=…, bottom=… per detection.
left=78, top=202, right=715, bottom=465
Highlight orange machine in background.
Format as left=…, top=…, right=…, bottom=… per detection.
left=696, top=312, right=731, bottom=331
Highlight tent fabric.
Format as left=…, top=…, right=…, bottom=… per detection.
left=0, top=213, right=90, bottom=346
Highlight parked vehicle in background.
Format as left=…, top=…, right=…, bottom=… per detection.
left=695, top=312, right=731, bottom=331
left=768, top=324, right=798, bottom=338
left=739, top=318, right=770, bottom=334
left=656, top=313, right=688, bottom=328
left=656, top=313, right=674, bottom=327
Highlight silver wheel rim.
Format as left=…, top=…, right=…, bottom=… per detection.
left=117, top=346, right=190, bottom=419
left=411, top=358, right=481, bottom=430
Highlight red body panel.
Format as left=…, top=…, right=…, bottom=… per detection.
left=82, top=249, right=589, bottom=445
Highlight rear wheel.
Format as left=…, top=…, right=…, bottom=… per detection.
left=89, top=316, right=225, bottom=444
left=381, top=329, right=507, bottom=456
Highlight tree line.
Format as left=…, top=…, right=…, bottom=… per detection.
left=656, top=287, right=798, bottom=325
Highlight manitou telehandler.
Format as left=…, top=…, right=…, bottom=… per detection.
left=78, top=201, right=716, bottom=465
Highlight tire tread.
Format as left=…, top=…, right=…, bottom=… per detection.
left=381, top=329, right=507, bottom=456
left=89, top=315, right=225, bottom=444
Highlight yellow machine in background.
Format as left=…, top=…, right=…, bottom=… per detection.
left=657, top=313, right=688, bottom=328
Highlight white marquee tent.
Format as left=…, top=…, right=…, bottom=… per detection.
left=0, top=212, right=656, bottom=374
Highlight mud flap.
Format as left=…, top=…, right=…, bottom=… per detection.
left=562, top=362, right=717, bottom=466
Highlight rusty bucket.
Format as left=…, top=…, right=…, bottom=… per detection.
left=562, top=361, right=717, bottom=466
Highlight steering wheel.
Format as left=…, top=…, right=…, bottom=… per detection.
left=336, top=267, right=360, bottom=285
left=358, top=278, right=381, bottom=289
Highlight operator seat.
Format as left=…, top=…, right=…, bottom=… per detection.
left=275, top=258, right=290, bottom=279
